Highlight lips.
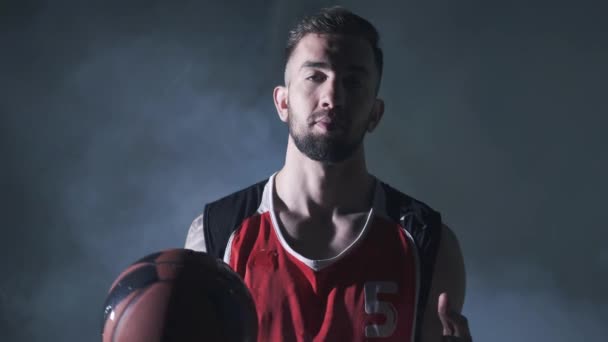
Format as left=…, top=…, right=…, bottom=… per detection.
left=316, top=116, right=334, bottom=124
left=314, top=116, right=343, bottom=131
left=309, top=111, right=347, bottom=131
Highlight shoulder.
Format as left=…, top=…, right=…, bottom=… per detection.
left=203, top=178, right=269, bottom=231
left=377, top=180, right=442, bottom=234
left=205, top=178, right=269, bottom=211
left=185, top=177, right=270, bottom=257
left=378, top=180, right=439, bottom=213
left=378, top=181, right=464, bottom=291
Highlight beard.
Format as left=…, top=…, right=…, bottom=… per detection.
left=287, top=106, right=368, bottom=164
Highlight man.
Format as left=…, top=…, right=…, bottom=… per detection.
left=186, top=6, right=472, bottom=342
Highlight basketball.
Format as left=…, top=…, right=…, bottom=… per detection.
left=101, top=248, right=258, bottom=342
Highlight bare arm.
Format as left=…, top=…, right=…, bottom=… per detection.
left=420, top=224, right=470, bottom=341
left=185, top=214, right=207, bottom=252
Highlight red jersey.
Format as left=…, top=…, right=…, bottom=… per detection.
left=222, top=175, right=423, bottom=342
left=188, top=172, right=442, bottom=342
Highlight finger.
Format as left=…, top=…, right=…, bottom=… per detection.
left=447, top=311, right=470, bottom=338
left=439, top=292, right=472, bottom=339
left=437, top=292, right=454, bottom=335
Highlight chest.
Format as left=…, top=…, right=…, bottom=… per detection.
left=228, top=214, right=420, bottom=342
left=277, top=211, right=372, bottom=260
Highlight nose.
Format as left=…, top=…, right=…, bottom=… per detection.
left=320, top=77, right=345, bottom=110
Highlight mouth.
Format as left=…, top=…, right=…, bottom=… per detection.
left=314, top=117, right=343, bottom=131
left=316, top=116, right=334, bottom=124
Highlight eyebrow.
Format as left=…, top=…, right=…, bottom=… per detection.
left=300, top=61, right=369, bottom=74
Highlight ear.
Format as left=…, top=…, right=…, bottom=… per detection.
left=273, top=85, right=289, bottom=123
left=367, top=98, right=385, bottom=132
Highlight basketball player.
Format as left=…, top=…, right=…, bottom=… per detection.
left=186, top=6, right=472, bottom=342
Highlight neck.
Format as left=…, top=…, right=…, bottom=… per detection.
left=274, top=138, right=375, bottom=217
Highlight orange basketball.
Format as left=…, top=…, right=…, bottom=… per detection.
left=101, top=249, right=257, bottom=342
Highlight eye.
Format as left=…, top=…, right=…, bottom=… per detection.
left=306, top=72, right=327, bottom=83
left=343, top=75, right=364, bottom=88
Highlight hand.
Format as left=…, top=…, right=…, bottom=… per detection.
left=437, top=292, right=472, bottom=342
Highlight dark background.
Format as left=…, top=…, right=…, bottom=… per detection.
left=1, top=0, right=606, bottom=341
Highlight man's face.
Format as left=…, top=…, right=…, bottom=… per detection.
left=282, top=33, right=382, bottom=164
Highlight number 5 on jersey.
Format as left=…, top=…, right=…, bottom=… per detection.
left=364, top=281, right=398, bottom=338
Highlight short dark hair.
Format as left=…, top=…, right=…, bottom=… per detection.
left=284, top=6, right=383, bottom=92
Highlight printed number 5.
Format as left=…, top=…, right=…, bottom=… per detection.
left=364, top=281, right=398, bottom=338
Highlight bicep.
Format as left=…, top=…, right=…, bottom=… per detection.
left=420, top=224, right=466, bottom=341
left=185, top=213, right=207, bottom=252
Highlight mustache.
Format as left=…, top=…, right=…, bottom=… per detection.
left=307, top=110, right=347, bottom=125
